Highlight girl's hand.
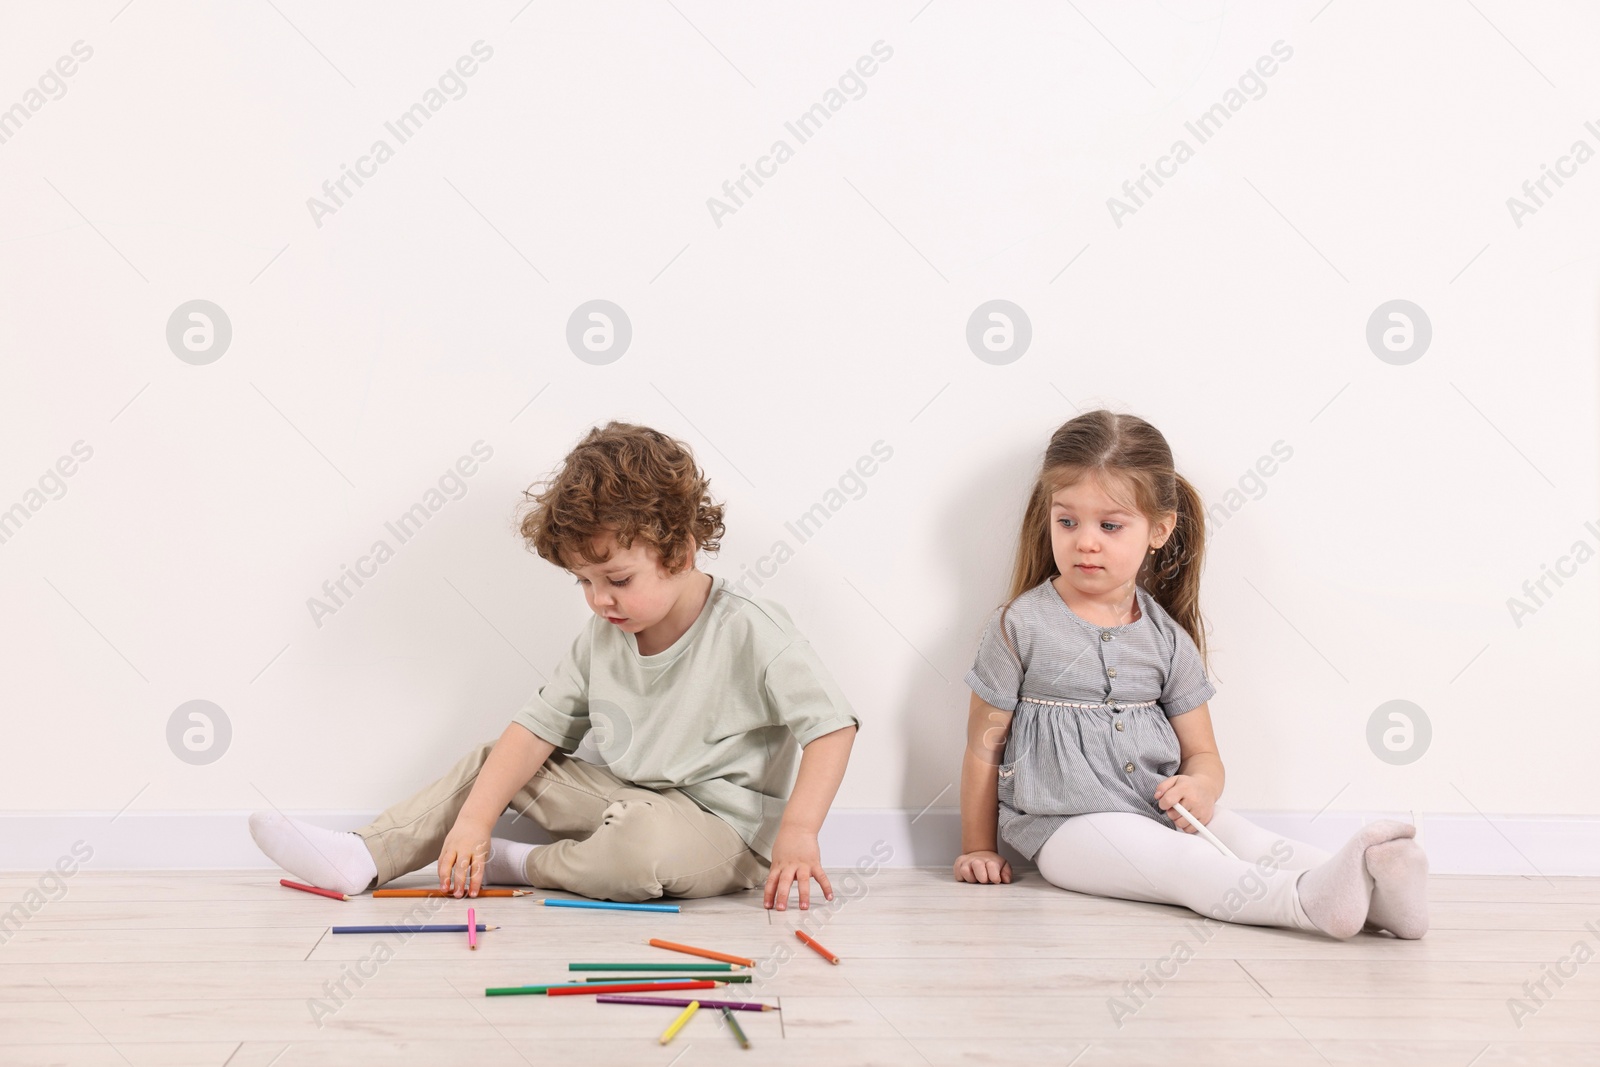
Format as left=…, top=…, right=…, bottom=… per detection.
left=954, top=850, right=1012, bottom=884
left=764, top=826, right=833, bottom=911
left=1154, top=774, right=1219, bottom=833
left=438, top=817, right=493, bottom=897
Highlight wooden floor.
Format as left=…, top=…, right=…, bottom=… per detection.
left=2, top=866, right=1598, bottom=1066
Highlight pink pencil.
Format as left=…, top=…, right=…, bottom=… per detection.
left=280, top=878, right=348, bottom=901
left=468, top=907, right=477, bottom=950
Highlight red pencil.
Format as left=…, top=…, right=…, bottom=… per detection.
left=280, top=878, right=348, bottom=902
left=794, top=929, right=840, bottom=964
left=548, top=980, right=720, bottom=997
left=468, top=907, right=477, bottom=950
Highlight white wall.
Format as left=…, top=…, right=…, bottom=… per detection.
left=2, top=1, right=1597, bottom=871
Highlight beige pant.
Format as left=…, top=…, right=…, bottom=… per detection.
left=354, top=740, right=770, bottom=902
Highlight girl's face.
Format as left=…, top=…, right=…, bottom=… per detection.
left=567, top=531, right=696, bottom=637
left=1048, top=471, right=1171, bottom=595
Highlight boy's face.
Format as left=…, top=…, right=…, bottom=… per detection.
left=567, top=531, right=693, bottom=635
left=1048, top=472, right=1171, bottom=595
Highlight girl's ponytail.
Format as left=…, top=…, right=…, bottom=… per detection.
left=995, top=481, right=1059, bottom=665
left=1140, top=471, right=1208, bottom=671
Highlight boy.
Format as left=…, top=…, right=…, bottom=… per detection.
left=250, top=422, right=859, bottom=909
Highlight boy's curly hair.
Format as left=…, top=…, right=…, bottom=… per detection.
left=517, top=422, right=725, bottom=575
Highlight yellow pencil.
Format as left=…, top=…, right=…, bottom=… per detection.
left=658, top=999, right=700, bottom=1045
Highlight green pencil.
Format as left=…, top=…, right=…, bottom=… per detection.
left=485, top=983, right=590, bottom=996
left=569, top=962, right=736, bottom=972
left=583, top=974, right=752, bottom=984
left=722, top=1006, right=751, bottom=1049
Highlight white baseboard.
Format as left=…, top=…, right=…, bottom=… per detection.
left=3, top=809, right=1599, bottom=876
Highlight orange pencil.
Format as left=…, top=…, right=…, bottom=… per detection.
left=280, top=878, right=348, bottom=901
left=794, top=929, right=840, bottom=964
left=468, top=907, right=477, bottom=950
left=647, top=938, right=755, bottom=968
left=549, top=980, right=720, bottom=996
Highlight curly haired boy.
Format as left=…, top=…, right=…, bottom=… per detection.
left=250, top=422, right=860, bottom=909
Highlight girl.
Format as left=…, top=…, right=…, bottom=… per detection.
left=954, top=410, right=1429, bottom=939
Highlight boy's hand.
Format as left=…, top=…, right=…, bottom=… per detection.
left=954, top=850, right=1012, bottom=884
left=763, top=827, right=833, bottom=911
left=438, top=817, right=493, bottom=897
left=1154, top=773, right=1218, bottom=833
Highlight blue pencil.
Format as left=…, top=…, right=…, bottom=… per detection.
left=331, top=924, right=495, bottom=933
left=541, top=899, right=681, bottom=914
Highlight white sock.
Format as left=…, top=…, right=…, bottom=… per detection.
left=248, top=811, right=377, bottom=896
left=484, top=837, right=538, bottom=886
left=1364, top=837, right=1430, bottom=939
left=1295, top=819, right=1414, bottom=939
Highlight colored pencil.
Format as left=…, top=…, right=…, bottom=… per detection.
left=597, top=994, right=778, bottom=1012
left=549, top=980, right=720, bottom=997
left=467, top=908, right=476, bottom=950
left=794, top=929, right=840, bottom=964
left=541, top=898, right=680, bottom=913
left=280, top=878, right=348, bottom=901
left=584, top=974, right=752, bottom=984
left=331, top=924, right=494, bottom=934
left=485, top=983, right=595, bottom=996
left=721, top=1005, right=751, bottom=1048
left=374, top=888, right=532, bottom=898
left=658, top=1000, right=700, bottom=1045
left=570, top=962, right=735, bottom=972
left=1170, top=800, right=1239, bottom=859
left=647, top=938, right=755, bottom=967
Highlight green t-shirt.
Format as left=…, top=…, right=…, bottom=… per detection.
left=511, top=573, right=860, bottom=861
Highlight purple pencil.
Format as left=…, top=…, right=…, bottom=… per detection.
left=595, top=994, right=778, bottom=1013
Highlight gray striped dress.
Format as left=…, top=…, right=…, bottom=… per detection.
left=963, top=579, right=1217, bottom=861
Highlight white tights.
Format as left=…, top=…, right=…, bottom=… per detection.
left=1033, top=806, right=1334, bottom=933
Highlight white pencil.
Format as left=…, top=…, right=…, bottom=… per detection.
left=1171, top=801, right=1238, bottom=859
